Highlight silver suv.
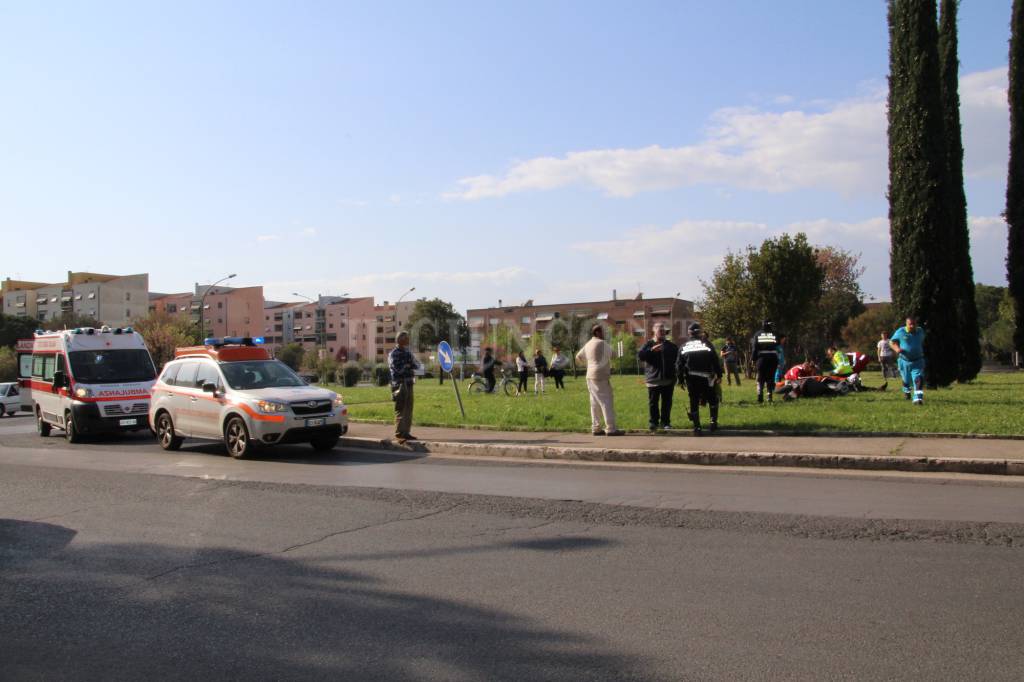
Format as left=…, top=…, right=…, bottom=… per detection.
left=149, top=341, right=347, bottom=458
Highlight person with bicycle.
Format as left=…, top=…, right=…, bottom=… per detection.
left=481, top=347, right=499, bottom=393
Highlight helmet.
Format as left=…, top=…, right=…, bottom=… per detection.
left=688, top=322, right=702, bottom=336
left=763, top=320, right=774, bottom=332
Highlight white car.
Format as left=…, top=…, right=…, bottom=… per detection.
left=0, top=382, right=21, bottom=417
left=148, top=338, right=348, bottom=458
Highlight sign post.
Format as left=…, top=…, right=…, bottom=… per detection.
left=437, top=341, right=465, bottom=418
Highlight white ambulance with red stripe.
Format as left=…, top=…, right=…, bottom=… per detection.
left=19, top=327, right=158, bottom=442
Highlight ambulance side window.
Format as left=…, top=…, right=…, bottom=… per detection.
left=32, top=355, right=44, bottom=378
left=42, top=356, right=56, bottom=382
left=174, top=362, right=199, bottom=388
left=55, top=355, right=66, bottom=377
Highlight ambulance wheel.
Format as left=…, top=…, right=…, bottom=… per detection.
left=0, top=405, right=5, bottom=418
left=64, top=411, right=82, bottom=443
left=156, top=412, right=183, bottom=451
left=37, top=411, right=51, bottom=437
left=224, top=417, right=254, bottom=459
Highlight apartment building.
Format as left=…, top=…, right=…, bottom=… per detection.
left=262, top=296, right=377, bottom=361
left=372, top=300, right=417, bottom=362
left=2, top=272, right=149, bottom=327
left=466, top=294, right=695, bottom=358
left=149, top=285, right=264, bottom=339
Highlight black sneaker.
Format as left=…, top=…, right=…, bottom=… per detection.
left=693, top=427, right=703, bottom=437
left=709, top=422, right=718, bottom=433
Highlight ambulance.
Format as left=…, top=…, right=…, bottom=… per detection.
left=19, top=327, right=158, bottom=442
left=149, top=337, right=347, bottom=458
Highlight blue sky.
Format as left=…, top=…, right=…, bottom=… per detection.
left=0, top=1, right=1014, bottom=312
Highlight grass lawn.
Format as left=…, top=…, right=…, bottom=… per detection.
left=324, top=372, right=1024, bottom=437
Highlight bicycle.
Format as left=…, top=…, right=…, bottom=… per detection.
left=467, top=367, right=519, bottom=396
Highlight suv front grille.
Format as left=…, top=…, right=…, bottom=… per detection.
left=290, top=400, right=332, bottom=416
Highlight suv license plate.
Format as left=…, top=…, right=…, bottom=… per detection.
left=306, top=417, right=326, bottom=427
left=119, top=418, right=137, bottom=426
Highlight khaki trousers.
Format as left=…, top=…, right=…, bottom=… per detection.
left=586, top=378, right=616, bottom=431
left=394, top=382, right=414, bottom=437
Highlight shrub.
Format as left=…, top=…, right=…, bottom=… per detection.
left=373, top=363, right=390, bottom=386
left=342, top=362, right=362, bottom=387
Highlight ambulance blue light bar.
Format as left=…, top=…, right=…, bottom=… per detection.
left=204, top=337, right=258, bottom=347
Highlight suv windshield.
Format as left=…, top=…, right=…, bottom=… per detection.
left=220, top=360, right=305, bottom=390
left=69, top=350, right=157, bottom=384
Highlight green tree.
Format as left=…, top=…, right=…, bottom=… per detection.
left=809, top=247, right=866, bottom=356
left=939, top=0, right=982, bottom=381
left=483, top=322, right=522, bottom=361
left=841, top=303, right=903, bottom=359
left=0, top=346, right=17, bottom=381
left=746, top=233, right=824, bottom=355
left=1008, top=0, right=1024, bottom=356
left=697, top=251, right=758, bottom=343
left=130, top=310, right=200, bottom=370
left=975, top=283, right=1007, bottom=330
left=53, top=312, right=103, bottom=329
left=276, top=342, right=305, bottom=370
left=887, top=0, right=960, bottom=386
left=405, top=298, right=466, bottom=352
left=0, top=314, right=41, bottom=348
left=611, top=331, right=638, bottom=375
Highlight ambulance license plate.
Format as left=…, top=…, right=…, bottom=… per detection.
left=119, top=418, right=137, bottom=427
left=306, top=417, right=326, bottom=427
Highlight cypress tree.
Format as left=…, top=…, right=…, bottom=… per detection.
left=939, top=0, right=981, bottom=381
left=1008, top=0, right=1024, bottom=356
left=887, top=0, right=960, bottom=387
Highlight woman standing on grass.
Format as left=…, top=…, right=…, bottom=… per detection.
left=515, top=351, right=529, bottom=395
left=534, top=349, right=548, bottom=394
left=549, top=346, right=568, bottom=389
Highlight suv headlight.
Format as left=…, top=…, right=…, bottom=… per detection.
left=74, top=386, right=93, bottom=399
left=333, top=395, right=345, bottom=408
left=255, top=399, right=288, bottom=414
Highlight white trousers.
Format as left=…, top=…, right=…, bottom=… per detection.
left=534, top=372, right=546, bottom=393
left=586, top=378, right=617, bottom=431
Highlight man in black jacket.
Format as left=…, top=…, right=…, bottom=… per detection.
left=637, top=323, right=678, bottom=431
left=750, top=321, right=779, bottom=404
left=677, top=323, right=723, bottom=435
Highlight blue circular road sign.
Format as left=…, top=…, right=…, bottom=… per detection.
left=437, top=341, right=455, bottom=372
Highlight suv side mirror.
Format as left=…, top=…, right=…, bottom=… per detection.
left=202, top=382, right=218, bottom=394
left=52, top=370, right=66, bottom=390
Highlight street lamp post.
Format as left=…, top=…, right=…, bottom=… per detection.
left=198, top=273, right=236, bottom=339
left=292, top=292, right=324, bottom=359
left=669, top=291, right=681, bottom=341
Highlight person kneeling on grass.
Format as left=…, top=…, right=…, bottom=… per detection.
left=676, top=323, right=723, bottom=436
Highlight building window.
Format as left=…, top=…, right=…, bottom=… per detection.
left=125, top=292, right=131, bottom=301
left=217, top=302, right=223, bottom=309
left=521, top=316, right=531, bottom=324
left=167, top=304, right=177, bottom=313
left=125, top=308, right=131, bottom=318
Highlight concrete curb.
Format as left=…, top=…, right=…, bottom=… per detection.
left=345, top=418, right=1024, bottom=441
left=337, top=436, right=1024, bottom=477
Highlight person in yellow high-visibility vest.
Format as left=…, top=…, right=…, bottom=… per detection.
left=827, top=344, right=853, bottom=377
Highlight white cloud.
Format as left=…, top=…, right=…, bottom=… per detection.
left=261, top=267, right=529, bottom=304
left=337, top=198, right=369, bottom=207
left=445, top=68, right=1008, bottom=201
left=256, top=235, right=279, bottom=243
left=302, top=227, right=317, bottom=237
left=572, top=220, right=769, bottom=267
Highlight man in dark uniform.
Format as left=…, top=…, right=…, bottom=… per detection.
left=676, top=322, right=723, bottom=435
left=750, top=321, right=779, bottom=404
left=388, top=331, right=417, bottom=443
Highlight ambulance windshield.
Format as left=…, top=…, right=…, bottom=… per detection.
left=69, top=350, right=157, bottom=384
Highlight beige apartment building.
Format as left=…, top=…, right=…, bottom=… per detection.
left=2, top=272, right=149, bottom=327
left=466, top=294, right=695, bottom=359
left=262, top=296, right=378, bottom=361
left=373, top=300, right=417, bottom=362
left=149, top=284, right=264, bottom=340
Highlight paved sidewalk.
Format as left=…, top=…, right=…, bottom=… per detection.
left=341, top=422, right=1024, bottom=476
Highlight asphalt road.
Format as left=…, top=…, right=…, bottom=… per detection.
left=2, top=413, right=1024, bottom=680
